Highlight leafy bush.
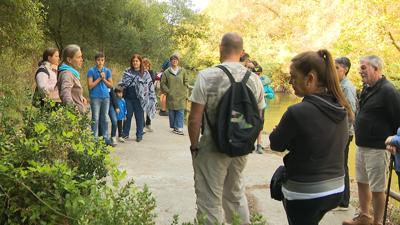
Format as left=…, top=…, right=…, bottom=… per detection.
left=0, top=94, right=157, bottom=224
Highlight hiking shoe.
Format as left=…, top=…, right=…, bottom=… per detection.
left=118, top=137, right=125, bottom=142
left=159, top=110, right=169, bottom=116
left=257, top=144, right=263, bottom=154
left=146, top=125, right=154, bottom=132
left=175, top=129, right=184, bottom=135
left=343, top=213, right=372, bottom=225
left=111, top=137, right=117, bottom=146
left=122, top=135, right=129, bottom=140
left=105, top=139, right=115, bottom=147
left=136, top=137, right=142, bottom=142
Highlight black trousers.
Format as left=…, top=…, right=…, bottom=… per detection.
left=145, top=115, right=151, bottom=125
left=283, top=192, right=343, bottom=225
left=340, top=135, right=353, bottom=208
left=117, top=120, right=123, bottom=137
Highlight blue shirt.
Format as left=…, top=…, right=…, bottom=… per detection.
left=116, top=98, right=127, bottom=121
left=87, top=66, right=112, bottom=98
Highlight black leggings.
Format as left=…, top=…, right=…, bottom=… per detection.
left=283, top=192, right=343, bottom=225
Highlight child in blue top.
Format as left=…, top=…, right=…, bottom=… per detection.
left=87, top=52, right=114, bottom=146
left=385, top=127, right=400, bottom=190
left=114, top=87, right=127, bottom=142
left=253, top=66, right=274, bottom=154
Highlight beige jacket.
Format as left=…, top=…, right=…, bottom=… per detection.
left=57, top=70, right=85, bottom=113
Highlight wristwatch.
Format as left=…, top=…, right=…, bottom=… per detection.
left=190, top=146, right=198, bottom=152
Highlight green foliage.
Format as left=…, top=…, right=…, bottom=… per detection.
left=0, top=94, right=157, bottom=224
left=0, top=0, right=44, bottom=53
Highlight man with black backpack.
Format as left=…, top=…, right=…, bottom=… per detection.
left=188, top=32, right=265, bottom=225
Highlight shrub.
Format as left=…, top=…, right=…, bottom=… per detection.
left=0, top=93, right=157, bottom=224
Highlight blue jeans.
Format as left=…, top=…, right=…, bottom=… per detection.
left=90, top=97, right=110, bottom=141
left=123, top=98, right=144, bottom=138
left=169, top=109, right=184, bottom=129
left=109, top=105, right=118, bottom=137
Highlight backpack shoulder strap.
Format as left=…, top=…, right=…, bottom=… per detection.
left=35, top=67, right=50, bottom=78
left=242, top=70, right=251, bottom=84
left=216, top=65, right=235, bottom=84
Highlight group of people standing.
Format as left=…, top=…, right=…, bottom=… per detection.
left=189, top=32, right=400, bottom=225
left=35, top=45, right=193, bottom=146
left=34, top=35, right=400, bottom=225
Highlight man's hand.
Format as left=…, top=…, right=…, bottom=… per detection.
left=386, top=136, right=394, bottom=145
left=116, top=108, right=120, bottom=114
left=100, top=72, right=105, bottom=80
left=124, top=118, right=127, bottom=121
left=387, top=144, right=398, bottom=155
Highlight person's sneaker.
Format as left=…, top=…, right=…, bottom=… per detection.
left=256, top=144, right=263, bottom=154
left=111, top=137, right=117, bottom=146
left=159, top=110, right=169, bottom=116
left=332, top=206, right=348, bottom=211
left=342, top=213, right=372, bottom=225
left=122, top=136, right=129, bottom=140
left=143, top=129, right=146, bottom=134
left=146, top=125, right=154, bottom=132
left=175, top=129, right=184, bottom=135
left=118, top=137, right=125, bottom=142
left=105, top=139, right=115, bottom=147
left=136, top=137, right=142, bottom=142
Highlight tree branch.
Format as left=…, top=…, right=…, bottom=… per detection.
left=388, top=31, right=400, bottom=53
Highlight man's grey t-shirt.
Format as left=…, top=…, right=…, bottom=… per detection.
left=189, top=62, right=266, bottom=153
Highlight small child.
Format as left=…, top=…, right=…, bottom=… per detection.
left=385, top=127, right=400, bottom=190
left=114, top=87, right=127, bottom=142
left=253, top=66, right=274, bottom=154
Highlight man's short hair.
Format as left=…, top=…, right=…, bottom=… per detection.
left=335, top=57, right=351, bottom=76
left=240, top=53, right=250, bottom=62
left=221, top=32, right=243, bottom=56
left=94, top=52, right=105, bottom=60
left=360, top=55, right=382, bottom=71
left=114, top=86, right=124, bottom=93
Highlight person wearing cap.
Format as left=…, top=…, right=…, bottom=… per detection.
left=253, top=65, right=274, bottom=154
left=159, top=52, right=181, bottom=116
left=161, top=54, right=188, bottom=135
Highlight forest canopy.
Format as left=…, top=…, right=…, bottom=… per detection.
left=1, top=0, right=400, bottom=94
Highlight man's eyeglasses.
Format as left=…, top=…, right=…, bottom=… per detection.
left=247, top=66, right=254, bottom=70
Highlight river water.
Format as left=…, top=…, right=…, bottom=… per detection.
left=264, top=92, right=399, bottom=191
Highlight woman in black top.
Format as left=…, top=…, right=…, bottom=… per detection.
left=269, top=49, right=354, bottom=225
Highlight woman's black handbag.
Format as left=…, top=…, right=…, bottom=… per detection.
left=270, top=165, right=286, bottom=201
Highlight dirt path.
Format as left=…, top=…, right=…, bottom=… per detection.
left=110, top=113, right=357, bottom=224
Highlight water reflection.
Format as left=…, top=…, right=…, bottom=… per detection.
left=263, top=92, right=301, bottom=133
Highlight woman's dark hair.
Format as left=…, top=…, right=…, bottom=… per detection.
left=130, top=54, right=144, bottom=77
left=291, top=49, right=354, bottom=120
left=142, top=58, right=152, bottom=70
left=334, top=57, right=351, bottom=76
left=38, top=47, right=59, bottom=66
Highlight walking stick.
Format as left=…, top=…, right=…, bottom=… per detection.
left=383, top=155, right=394, bottom=225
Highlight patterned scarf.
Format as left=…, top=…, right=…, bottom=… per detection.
left=118, top=68, right=157, bottom=119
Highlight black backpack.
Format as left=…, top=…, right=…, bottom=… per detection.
left=204, top=65, right=262, bottom=157
left=32, top=68, right=50, bottom=107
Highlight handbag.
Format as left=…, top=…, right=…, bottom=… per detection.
left=270, top=165, right=285, bottom=201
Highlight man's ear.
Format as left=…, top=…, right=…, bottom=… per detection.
left=240, top=49, right=245, bottom=58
